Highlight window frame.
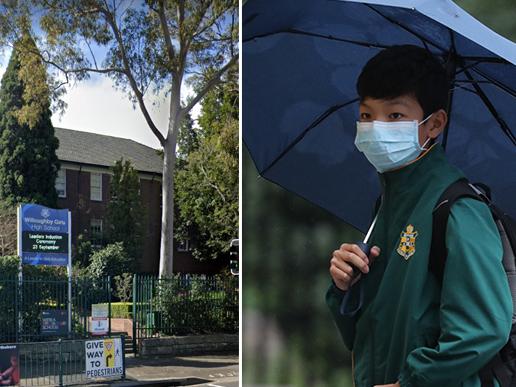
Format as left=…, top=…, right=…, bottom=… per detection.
left=90, top=218, right=103, bottom=248
left=90, top=172, right=103, bottom=201
left=56, top=168, right=67, bottom=198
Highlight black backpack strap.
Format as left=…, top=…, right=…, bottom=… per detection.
left=429, top=178, right=482, bottom=284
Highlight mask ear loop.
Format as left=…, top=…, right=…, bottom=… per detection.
left=418, top=113, right=433, bottom=126
left=418, top=113, right=434, bottom=150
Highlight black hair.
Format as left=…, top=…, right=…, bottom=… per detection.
left=356, top=45, right=450, bottom=118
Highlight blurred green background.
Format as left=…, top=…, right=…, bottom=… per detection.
left=242, top=2, right=516, bottom=386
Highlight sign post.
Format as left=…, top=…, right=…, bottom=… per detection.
left=18, top=203, right=72, bottom=335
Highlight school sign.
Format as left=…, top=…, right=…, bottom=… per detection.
left=18, top=204, right=71, bottom=266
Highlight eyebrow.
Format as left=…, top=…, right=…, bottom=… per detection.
left=384, top=99, right=411, bottom=107
left=359, top=98, right=411, bottom=108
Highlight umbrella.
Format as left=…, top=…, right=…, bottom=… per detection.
left=243, top=0, right=516, bottom=232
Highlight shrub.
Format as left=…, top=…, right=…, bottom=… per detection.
left=93, top=302, right=132, bottom=319
left=88, top=242, right=133, bottom=279
left=114, top=273, right=133, bottom=302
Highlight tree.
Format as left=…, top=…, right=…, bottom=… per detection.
left=176, top=68, right=238, bottom=260
left=176, top=112, right=200, bottom=170
left=0, top=0, right=238, bottom=276
left=0, top=32, right=59, bottom=207
left=0, top=203, right=17, bottom=256
left=88, top=242, right=133, bottom=279
left=106, top=158, right=144, bottom=261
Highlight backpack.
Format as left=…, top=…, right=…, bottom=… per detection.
left=430, top=178, right=516, bottom=387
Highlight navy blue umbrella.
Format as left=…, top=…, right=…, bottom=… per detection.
left=243, top=0, right=516, bottom=232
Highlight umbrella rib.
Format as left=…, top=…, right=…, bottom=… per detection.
left=470, top=67, right=516, bottom=99
left=463, top=56, right=510, bottom=64
left=364, top=5, right=447, bottom=54
left=260, top=98, right=360, bottom=176
left=442, top=29, right=457, bottom=150
left=243, top=28, right=391, bottom=49
left=464, top=68, right=516, bottom=146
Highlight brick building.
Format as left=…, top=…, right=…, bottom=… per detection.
left=54, top=128, right=228, bottom=274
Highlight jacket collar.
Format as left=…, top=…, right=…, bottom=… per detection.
left=379, top=143, right=446, bottom=195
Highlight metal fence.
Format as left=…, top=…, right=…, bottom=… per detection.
left=132, top=274, right=239, bottom=353
left=0, top=276, right=111, bottom=343
left=2, top=337, right=126, bottom=386
left=0, top=274, right=239, bottom=355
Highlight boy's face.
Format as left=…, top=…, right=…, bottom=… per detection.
left=358, top=94, right=446, bottom=147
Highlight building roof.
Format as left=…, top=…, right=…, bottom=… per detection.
left=54, top=128, right=162, bottom=175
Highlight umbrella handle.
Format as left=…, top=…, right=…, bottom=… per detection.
left=339, top=242, right=370, bottom=317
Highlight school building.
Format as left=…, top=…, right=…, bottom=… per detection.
left=54, top=128, right=228, bottom=274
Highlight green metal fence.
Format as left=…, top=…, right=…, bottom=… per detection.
left=0, top=273, right=239, bottom=356
left=0, top=276, right=111, bottom=343
left=132, top=274, right=239, bottom=353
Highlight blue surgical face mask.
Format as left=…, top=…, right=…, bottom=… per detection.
left=354, top=115, right=433, bottom=173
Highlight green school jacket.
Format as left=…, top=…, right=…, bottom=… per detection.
left=326, top=144, right=512, bottom=387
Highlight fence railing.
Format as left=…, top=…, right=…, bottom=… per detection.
left=132, top=274, right=239, bottom=353
left=2, top=337, right=126, bottom=386
left=0, top=276, right=111, bottom=343
left=0, top=274, right=239, bottom=354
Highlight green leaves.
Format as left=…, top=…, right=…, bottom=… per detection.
left=175, top=70, right=238, bottom=260
left=106, top=159, right=145, bottom=261
left=0, top=33, right=59, bottom=207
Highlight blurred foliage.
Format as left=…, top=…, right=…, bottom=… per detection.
left=455, top=0, right=516, bottom=42
left=243, top=149, right=361, bottom=386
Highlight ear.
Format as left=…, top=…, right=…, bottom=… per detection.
left=426, top=109, right=448, bottom=139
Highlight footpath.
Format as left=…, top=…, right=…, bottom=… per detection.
left=90, top=354, right=239, bottom=387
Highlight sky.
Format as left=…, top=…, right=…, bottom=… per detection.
left=0, top=59, right=202, bottom=150
left=50, top=75, right=202, bottom=150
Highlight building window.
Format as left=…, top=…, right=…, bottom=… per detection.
left=177, top=239, right=191, bottom=252
left=56, top=169, right=66, bottom=198
left=90, top=219, right=103, bottom=248
left=90, top=173, right=102, bottom=201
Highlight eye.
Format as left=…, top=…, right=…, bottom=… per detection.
left=360, top=112, right=371, bottom=120
left=389, top=112, right=404, bottom=120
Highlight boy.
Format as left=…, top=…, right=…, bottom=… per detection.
left=326, top=45, right=512, bottom=387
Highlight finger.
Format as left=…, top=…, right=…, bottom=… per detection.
left=330, top=256, right=354, bottom=276
left=340, top=243, right=368, bottom=262
left=349, top=244, right=369, bottom=262
left=334, top=249, right=369, bottom=274
left=370, top=246, right=381, bottom=258
left=330, top=265, right=353, bottom=285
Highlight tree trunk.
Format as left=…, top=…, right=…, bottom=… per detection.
left=159, top=81, right=181, bottom=277
left=159, top=134, right=177, bottom=277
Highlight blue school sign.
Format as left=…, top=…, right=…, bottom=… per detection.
left=18, top=204, right=71, bottom=266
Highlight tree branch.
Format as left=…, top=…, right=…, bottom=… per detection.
left=102, top=7, right=166, bottom=145
left=182, top=54, right=239, bottom=115
left=157, top=0, right=176, bottom=73
left=199, top=162, right=226, bottom=204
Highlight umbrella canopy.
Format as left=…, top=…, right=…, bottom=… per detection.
left=243, top=0, right=516, bottom=232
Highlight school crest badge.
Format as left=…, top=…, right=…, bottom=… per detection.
left=397, top=224, right=418, bottom=260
